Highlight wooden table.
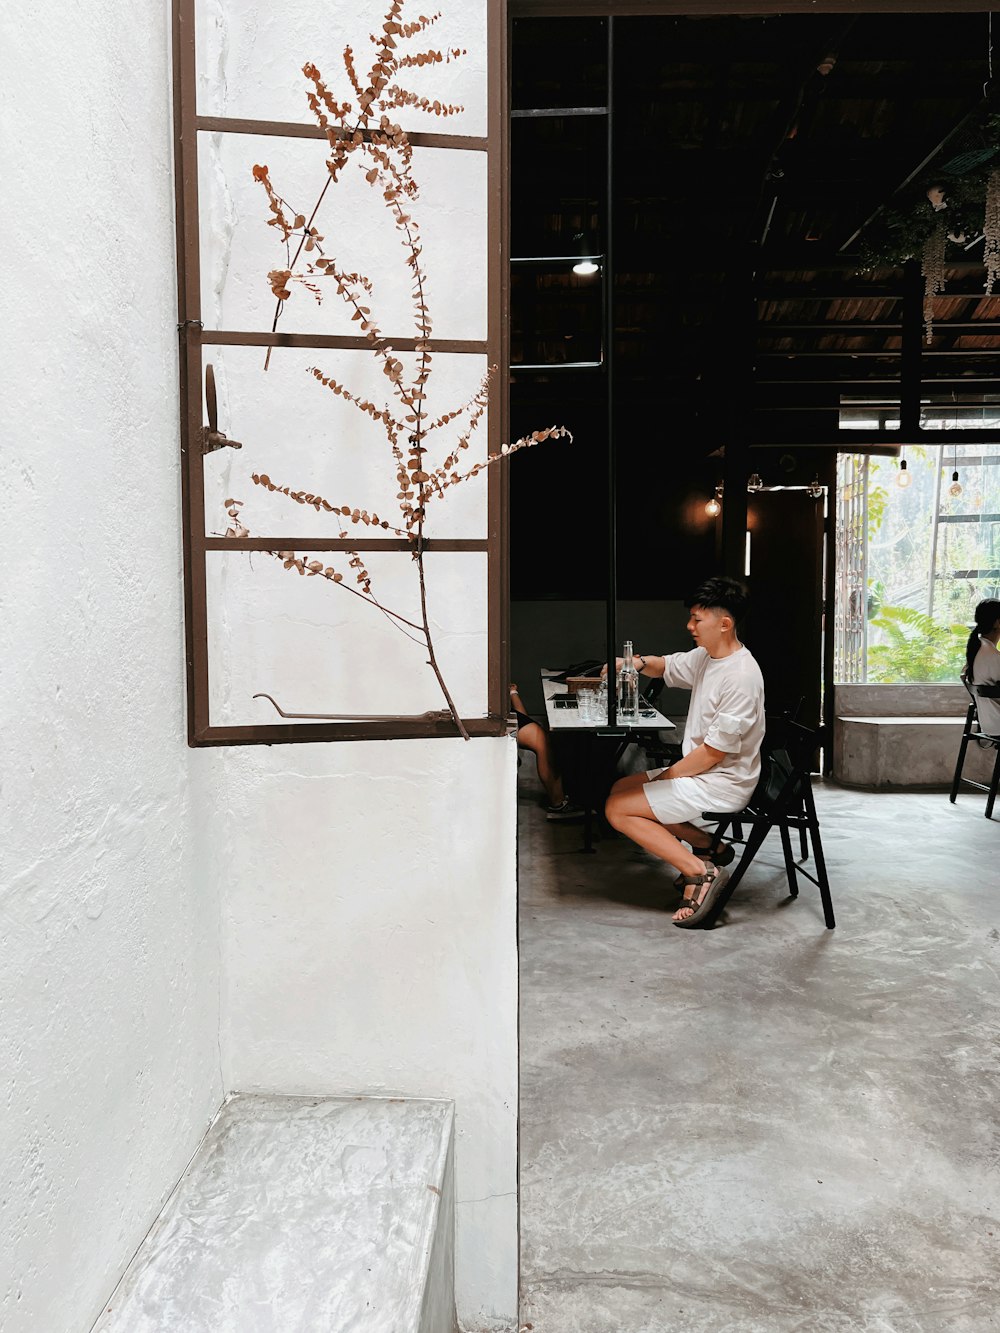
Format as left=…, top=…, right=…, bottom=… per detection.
left=540, top=670, right=676, bottom=849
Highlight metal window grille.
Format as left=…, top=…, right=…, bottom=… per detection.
left=834, top=454, right=868, bottom=683
left=171, top=0, right=508, bottom=745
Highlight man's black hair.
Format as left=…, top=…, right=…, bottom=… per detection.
left=686, top=576, right=750, bottom=629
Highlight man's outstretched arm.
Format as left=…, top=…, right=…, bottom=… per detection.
left=605, top=653, right=684, bottom=680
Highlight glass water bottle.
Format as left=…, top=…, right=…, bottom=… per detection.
left=619, top=639, right=638, bottom=720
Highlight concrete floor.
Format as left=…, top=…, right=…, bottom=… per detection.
left=517, top=772, right=1000, bottom=1333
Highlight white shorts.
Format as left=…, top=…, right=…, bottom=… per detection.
left=641, top=769, right=713, bottom=826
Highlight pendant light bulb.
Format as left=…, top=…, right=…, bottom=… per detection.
left=807, top=474, right=823, bottom=499
left=896, top=458, right=913, bottom=488
left=949, top=470, right=963, bottom=497
left=571, top=230, right=599, bottom=276
left=747, top=472, right=763, bottom=493
left=705, top=485, right=723, bottom=518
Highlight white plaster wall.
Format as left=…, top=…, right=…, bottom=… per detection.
left=2, top=3, right=516, bottom=1329
left=207, top=736, right=519, bottom=1330
left=0, top=7, right=224, bottom=1332
left=196, top=2, right=519, bottom=1329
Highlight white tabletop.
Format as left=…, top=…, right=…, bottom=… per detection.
left=540, top=670, right=676, bottom=733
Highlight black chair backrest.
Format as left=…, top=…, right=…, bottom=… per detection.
left=758, top=717, right=821, bottom=809
left=641, top=676, right=665, bottom=705
left=961, top=676, right=983, bottom=733
left=963, top=672, right=1000, bottom=741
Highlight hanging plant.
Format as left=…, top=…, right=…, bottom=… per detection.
left=920, top=218, right=947, bottom=342
left=856, top=169, right=989, bottom=272
left=984, top=166, right=1000, bottom=293
left=855, top=110, right=1000, bottom=323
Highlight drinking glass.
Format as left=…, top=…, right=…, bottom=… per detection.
left=578, top=687, right=598, bottom=723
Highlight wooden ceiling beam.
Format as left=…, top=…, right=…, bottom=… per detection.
left=757, top=321, right=1000, bottom=333
left=749, top=427, right=1000, bottom=445
left=756, top=376, right=1000, bottom=385
left=618, top=78, right=987, bottom=103
left=757, top=348, right=1000, bottom=358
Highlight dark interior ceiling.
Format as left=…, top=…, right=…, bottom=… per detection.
left=510, top=12, right=1000, bottom=449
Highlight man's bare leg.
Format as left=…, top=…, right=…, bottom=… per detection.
left=606, top=779, right=717, bottom=852
left=605, top=781, right=723, bottom=923
left=669, top=820, right=725, bottom=855
left=605, top=786, right=707, bottom=877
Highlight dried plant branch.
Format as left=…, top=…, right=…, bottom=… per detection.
left=383, top=87, right=463, bottom=116
left=423, top=426, right=574, bottom=503
left=233, top=0, right=570, bottom=736
left=424, top=365, right=493, bottom=434
left=395, top=47, right=467, bottom=69
left=251, top=470, right=409, bottom=537
left=268, top=546, right=424, bottom=632
left=307, top=366, right=402, bottom=432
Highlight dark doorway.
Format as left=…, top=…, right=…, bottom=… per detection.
left=745, top=489, right=826, bottom=727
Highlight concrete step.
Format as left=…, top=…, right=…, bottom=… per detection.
left=92, top=1094, right=457, bottom=1333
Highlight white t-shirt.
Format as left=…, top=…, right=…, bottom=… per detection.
left=971, top=638, right=1000, bottom=736
left=659, top=645, right=766, bottom=804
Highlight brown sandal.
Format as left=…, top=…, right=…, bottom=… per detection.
left=672, top=863, right=731, bottom=929
left=672, top=841, right=735, bottom=890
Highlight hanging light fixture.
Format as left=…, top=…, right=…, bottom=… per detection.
left=747, top=472, right=763, bottom=493
left=896, top=449, right=913, bottom=488
left=926, top=184, right=948, bottom=212
left=705, top=484, right=723, bottom=517
left=949, top=442, right=963, bottom=497
left=571, top=232, right=599, bottom=277
left=807, top=473, right=823, bottom=499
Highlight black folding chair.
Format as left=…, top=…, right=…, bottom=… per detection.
left=698, top=719, right=836, bottom=930
left=949, top=678, right=1000, bottom=820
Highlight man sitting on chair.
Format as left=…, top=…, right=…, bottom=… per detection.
left=605, top=576, right=765, bottom=929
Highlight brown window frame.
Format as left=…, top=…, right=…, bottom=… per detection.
left=171, top=0, right=509, bottom=745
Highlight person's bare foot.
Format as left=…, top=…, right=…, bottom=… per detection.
left=672, top=841, right=731, bottom=889
left=672, top=861, right=712, bottom=923
left=672, top=862, right=730, bottom=927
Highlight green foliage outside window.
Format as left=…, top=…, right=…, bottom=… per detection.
left=863, top=447, right=1000, bottom=683
left=867, top=605, right=969, bottom=683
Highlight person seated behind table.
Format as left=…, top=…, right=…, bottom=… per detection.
left=510, top=684, right=583, bottom=820
left=604, top=576, right=765, bottom=929
left=964, top=598, right=1000, bottom=736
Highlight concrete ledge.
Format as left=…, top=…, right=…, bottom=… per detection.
left=833, top=714, right=996, bottom=790
left=834, top=683, right=970, bottom=718
left=93, top=1094, right=457, bottom=1333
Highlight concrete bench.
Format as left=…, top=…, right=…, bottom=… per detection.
left=833, top=714, right=996, bottom=789
left=93, top=1094, right=457, bottom=1333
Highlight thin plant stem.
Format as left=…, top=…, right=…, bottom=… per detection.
left=267, top=549, right=426, bottom=635
left=416, top=535, right=469, bottom=740
left=402, top=188, right=468, bottom=736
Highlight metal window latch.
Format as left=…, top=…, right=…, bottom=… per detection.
left=202, top=363, right=243, bottom=455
